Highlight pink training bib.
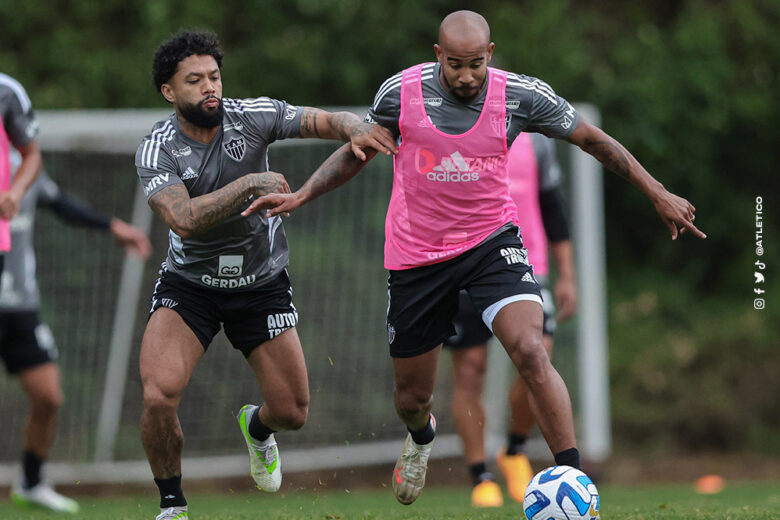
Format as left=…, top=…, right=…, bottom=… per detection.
left=508, top=133, right=548, bottom=276
left=0, top=123, right=11, bottom=252
left=385, top=63, right=519, bottom=270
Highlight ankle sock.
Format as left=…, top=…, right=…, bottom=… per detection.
left=553, top=447, right=581, bottom=470
left=505, top=433, right=527, bottom=455
left=22, top=451, right=43, bottom=489
left=248, top=407, right=276, bottom=442
left=468, top=462, right=494, bottom=487
left=154, top=475, right=187, bottom=508
left=408, top=415, right=435, bottom=445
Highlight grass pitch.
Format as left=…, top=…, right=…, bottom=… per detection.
left=0, top=481, right=778, bottom=519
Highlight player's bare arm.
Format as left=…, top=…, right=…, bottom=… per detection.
left=150, top=172, right=289, bottom=238
left=0, top=140, right=42, bottom=219
left=567, top=119, right=706, bottom=240
left=299, top=107, right=397, bottom=160
left=242, top=143, right=372, bottom=218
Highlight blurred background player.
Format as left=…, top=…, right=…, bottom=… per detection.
left=1, top=153, right=151, bottom=513
left=444, top=133, right=577, bottom=507
left=0, top=73, right=42, bottom=277
left=135, top=30, right=393, bottom=520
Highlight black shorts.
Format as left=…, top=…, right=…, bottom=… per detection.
left=386, top=227, right=541, bottom=358
left=0, top=311, right=58, bottom=374
left=444, top=278, right=557, bottom=350
left=149, top=265, right=299, bottom=358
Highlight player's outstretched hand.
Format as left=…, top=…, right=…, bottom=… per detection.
left=653, top=189, right=706, bottom=240
left=348, top=123, right=397, bottom=161
left=110, top=218, right=152, bottom=259
left=241, top=192, right=302, bottom=218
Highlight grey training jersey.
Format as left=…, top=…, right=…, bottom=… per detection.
left=0, top=160, right=59, bottom=310
left=530, top=133, right=563, bottom=193
left=366, top=63, right=578, bottom=147
left=0, top=73, right=39, bottom=149
left=135, top=97, right=303, bottom=290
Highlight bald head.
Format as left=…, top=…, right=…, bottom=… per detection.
left=434, top=11, right=494, bottom=101
left=438, top=10, right=491, bottom=48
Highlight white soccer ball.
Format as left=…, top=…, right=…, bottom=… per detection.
left=523, top=465, right=600, bottom=520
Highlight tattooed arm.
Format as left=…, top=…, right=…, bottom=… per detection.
left=567, top=118, right=705, bottom=240
left=241, top=143, right=373, bottom=218
left=299, top=107, right=397, bottom=160
left=149, top=172, right=289, bottom=239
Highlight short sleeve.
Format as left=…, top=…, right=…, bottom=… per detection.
left=0, top=76, right=39, bottom=148
left=224, top=97, right=303, bottom=143
left=531, top=134, right=564, bottom=192
left=366, top=71, right=402, bottom=137
left=507, top=74, right=578, bottom=139
left=135, top=139, right=183, bottom=200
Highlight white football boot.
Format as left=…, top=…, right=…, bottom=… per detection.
left=392, top=414, right=436, bottom=505
left=11, top=481, right=79, bottom=514
left=155, top=505, right=188, bottom=519
left=237, top=404, right=282, bottom=492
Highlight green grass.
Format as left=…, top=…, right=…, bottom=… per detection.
left=1, top=482, right=779, bottom=519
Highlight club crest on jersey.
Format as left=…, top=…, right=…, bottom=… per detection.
left=224, top=136, right=246, bottom=162
left=490, top=114, right=505, bottom=135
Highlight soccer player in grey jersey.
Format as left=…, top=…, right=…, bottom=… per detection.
left=0, top=73, right=42, bottom=276
left=248, top=10, right=705, bottom=506
left=2, top=158, right=151, bottom=514
left=135, top=31, right=394, bottom=520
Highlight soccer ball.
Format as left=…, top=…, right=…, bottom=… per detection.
left=523, top=465, right=600, bottom=520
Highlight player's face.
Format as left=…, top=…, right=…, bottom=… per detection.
left=164, top=54, right=224, bottom=128
left=434, top=40, right=495, bottom=102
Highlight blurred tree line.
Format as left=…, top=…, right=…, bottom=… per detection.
left=1, top=0, right=778, bottom=455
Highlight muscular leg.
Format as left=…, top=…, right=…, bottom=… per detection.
left=139, top=308, right=204, bottom=479
left=19, top=363, right=63, bottom=459
left=492, top=301, right=575, bottom=454
left=508, top=335, right=554, bottom=437
left=245, top=327, right=309, bottom=432
left=450, top=345, right=488, bottom=464
left=393, top=345, right=441, bottom=430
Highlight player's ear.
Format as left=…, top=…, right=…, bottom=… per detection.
left=161, top=83, right=175, bottom=104
left=486, top=42, right=495, bottom=63
left=434, top=43, right=444, bottom=63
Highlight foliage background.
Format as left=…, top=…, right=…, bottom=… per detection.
left=1, top=0, right=777, bottom=456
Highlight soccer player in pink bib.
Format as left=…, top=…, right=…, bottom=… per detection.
left=245, top=10, right=705, bottom=505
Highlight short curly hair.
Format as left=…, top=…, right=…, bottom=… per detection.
left=152, top=30, right=224, bottom=90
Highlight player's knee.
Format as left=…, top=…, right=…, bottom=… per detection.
left=395, top=389, right=433, bottom=418
left=275, top=400, right=309, bottom=431
left=453, top=355, right=486, bottom=390
left=141, top=383, right=180, bottom=415
left=32, top=388, right=64, bottom=415
left=507, top=334, right=549, bottom=380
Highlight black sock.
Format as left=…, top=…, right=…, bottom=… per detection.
left=408, top=416, right=435, bottom=445
left=468, top=462, right=494, bottom=487
left=154, top=475, right=187, bottom=508
left=248, top=408, right=276, bottom=442
left=505, top=433, right=527, bottom=455
left=553, top=447, right=581, bottom=470
left=22, top=451, right=43, bottom=489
